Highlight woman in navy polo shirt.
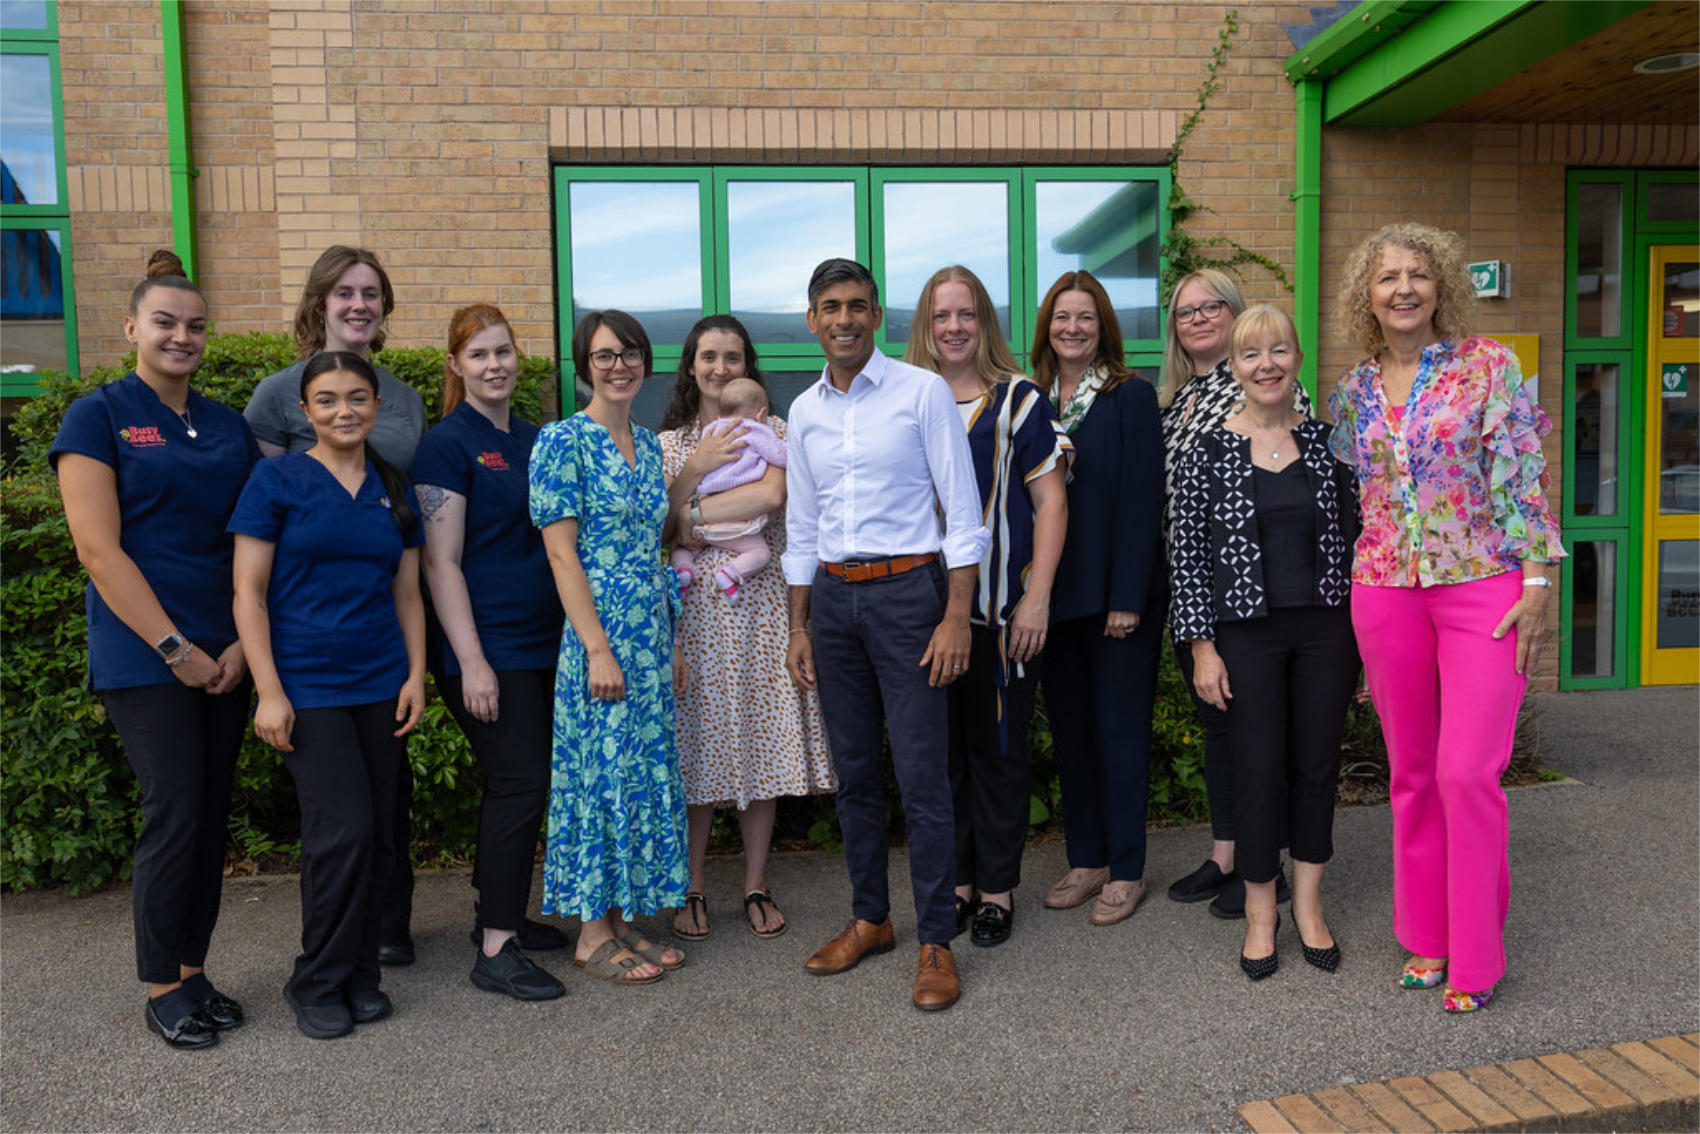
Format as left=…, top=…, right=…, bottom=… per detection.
left=411, top=304, right=566, bottom=1001
left=53, top=251, right=261, bottom=1051
left=230, top=351, right=427, bottom=1040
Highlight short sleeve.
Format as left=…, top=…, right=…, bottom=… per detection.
left=409, top=430, right=471, bottom=496
left=1009, top=379, right=1070, bottom=483
left=49, top=390, right=118, bottom=471
left=242, top=371, right=292, bottom=448
left=226, top=459, right=287, bottom=542
left=529, top=420, right=581, bottom=528
left=1478, top=342, right=1566, bottom=563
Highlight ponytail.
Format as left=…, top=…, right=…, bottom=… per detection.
left=366, top=442, right=418, bottom=541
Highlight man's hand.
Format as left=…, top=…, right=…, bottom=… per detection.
left=920, top=615, right=970, bottom=687
left=786, top=631, right=816, bottom=690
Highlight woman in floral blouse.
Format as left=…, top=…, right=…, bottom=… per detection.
left=1328, top=222, right=1565, bottom=1013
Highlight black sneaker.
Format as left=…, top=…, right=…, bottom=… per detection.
left=1209, top=867, right=1292, bottom=920
left=470, top=939, right=566, bottom=1001
left=1167, top=860, right=1235, bottom=903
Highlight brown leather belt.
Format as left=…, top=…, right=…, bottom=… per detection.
left=820, top=553, right=936, bottom=584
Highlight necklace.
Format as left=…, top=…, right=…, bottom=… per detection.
left=177, top=406, right=197, bottom=438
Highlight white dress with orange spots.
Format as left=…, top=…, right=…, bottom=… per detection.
left=662, top=419, right=836, bottom=809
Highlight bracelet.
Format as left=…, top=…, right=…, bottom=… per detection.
left=689, top=494, right=705, bottom=528
left=1522, top=577, right=1551, bottom=589
left=789, top=628, right=809, bottom=636
left=164, top=642, right=195, bottom=668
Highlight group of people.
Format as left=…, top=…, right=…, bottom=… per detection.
left=55, top=219, right=1563, bottom=1046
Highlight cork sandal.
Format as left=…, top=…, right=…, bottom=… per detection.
left=572, top=939, right=664, bottom=985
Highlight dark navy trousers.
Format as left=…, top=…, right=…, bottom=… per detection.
left=810, top=561, right=956, bottom=946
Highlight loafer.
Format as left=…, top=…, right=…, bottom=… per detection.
left=346, top=988, right=392, bottom=1025
left=471, top=939, right=567, bottom=1001
left=180, top=973, right=244, bottom=1031
left=804, top=917, right=895, bottom=975
left=1209, top=868, right=1292, bottom=920
left=377, top=938, right=415, bottom=967
left=283, top=986, right=353, bottom=1040
left=144, top=991, right=218, bottom=1050
left=912, top=944, right=960, bottom=1011
left=1168, top=859, right=1235, bottom=903
left=969, top=901, right=1013, bottom=948
left=1089, top=879, right=1148, bottom=926
left=1043, top=866, right=1109, bottom=910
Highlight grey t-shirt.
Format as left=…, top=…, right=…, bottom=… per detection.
left=243, top=358, right=428, bottom=473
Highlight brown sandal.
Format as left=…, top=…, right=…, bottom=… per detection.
left=673, top=891, right=710, bottom=940
left=614, top=924, right=685, bottom=970
left=744, top=889, right=787, bottom=939
left=572, top=939, right=664, bottom=985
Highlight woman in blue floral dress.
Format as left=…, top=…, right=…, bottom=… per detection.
left=529, top=310, right=689, bottom=985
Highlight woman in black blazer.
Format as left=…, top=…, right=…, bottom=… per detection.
left=1169, top=305, right=1359, bottom=980
left=1031, top=270, right=1164, bottom=927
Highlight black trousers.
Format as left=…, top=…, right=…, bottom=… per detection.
left=1173, top=638, right=1235, bottom=841
left=946, top=625, right=1037, bottom=894
left=440, top=668, right=552, bottom=932
left=283, top=698, right=404, bottom=1008
left=1042, top=606, right=1164, bottom=882
left=102, top=681, right=250, bottom=984
left=810, top=561, right=956, bottom=946
left=377, top=760, right=414, bottom=947
left=1214, top=606, right=1359, bottom=885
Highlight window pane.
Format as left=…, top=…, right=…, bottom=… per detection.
left=1566, top=541, right=1616, bottom=679
left=1571, top=363, right=1620, bottom=517
left=0, top=224, right=65, bottom=371
left=1645, top=182, right=1699, bottom=224
left=1660, top=260, right=1698, bottom=340
left=568, top=181, right=701, bottom=344
left=726, top=180, right=855, bottom=344
left=0, top=1, right=48, bottom=31
left=880, top=181, right=1010, bottom=344
left=1655, top=540, right=1699, bottom=649
left=0, top=53, right=59, bottom=207
left=1035, top=180, right=1160, bottom=340
left=763, top=370, right=822, bottom=422
left=1573, top=183, right=1622, bottom=339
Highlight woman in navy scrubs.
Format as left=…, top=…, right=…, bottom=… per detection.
left=53, top=250, right=260, bottom=1050
left=411, top=304, right=566, bottom=1001
left=230, top=351, right=427, bottom=1040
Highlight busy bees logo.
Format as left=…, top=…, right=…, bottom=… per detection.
left=119, top=425, right=166, bottom=448
left=476, top=451, right=510, bottom=471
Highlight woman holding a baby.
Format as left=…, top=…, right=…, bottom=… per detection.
left=660, top=315, right=835, bottom=940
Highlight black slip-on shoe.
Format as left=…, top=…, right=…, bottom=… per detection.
left=1168, top=859, right=1235, bottom=903
left=471, top=939, right=567, bottom=1001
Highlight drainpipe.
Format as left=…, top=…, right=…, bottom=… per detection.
left=1291, top=79, right=1324, bottom=401
left=160, top=0, right=197, bottom=279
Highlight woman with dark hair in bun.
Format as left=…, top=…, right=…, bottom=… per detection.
left=52, top=250, right=261, bottom=1050
left=230, top=351, right=427, bottom=1039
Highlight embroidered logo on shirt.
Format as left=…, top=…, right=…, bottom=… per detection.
left=119, top=425, right=166, bottom=448
left=476, top=451, right=510, bottom=471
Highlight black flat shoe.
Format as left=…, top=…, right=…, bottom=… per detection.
left=145, top=991, right=218, bottom=1050
left=471, top=939, right=567, bottom=1001
left=1239, top=913, right=1280, bottom=981
left=1168, top=860, right=1234, bottom=903
left=283, top=987, right=353, bottom=1040
left=346, top=988, right=392, bottom=1025
left=969, top=900, right=1013, bottom=948
left=377, top=939, right=415, bottom=967
left=953, top=894, right=973, bottom=938
left=1209, top=867, right=1292, bottom=920
left=179, top=973, right=244, bottom=1031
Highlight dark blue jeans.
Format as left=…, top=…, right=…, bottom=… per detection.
left=810, top=561, right=956, bottom=946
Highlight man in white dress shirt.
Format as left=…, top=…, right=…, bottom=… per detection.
left=783, top=258, right=989, bottom=1011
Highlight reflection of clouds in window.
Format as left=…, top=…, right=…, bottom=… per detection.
left=1036, top=181, right=1159, bottom=319
left=0, top=1, right=50, bottom=31
left=0, top=54, right=59, bottom=206
left=568, top=182, right=701, bottom=311
left=727, top=181, right=855, bottom=313
left=882, top=182, right=1010, bottom=312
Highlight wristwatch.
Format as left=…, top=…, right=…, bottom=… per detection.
left=154, top=632, right=185, bottom=662
left=689, top=494, right=705, bottom=527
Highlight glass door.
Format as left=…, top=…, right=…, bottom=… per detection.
left=1641, top=244, right=1700, bottom=684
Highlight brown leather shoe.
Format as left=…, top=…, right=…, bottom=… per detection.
left=1089, top=879, right=1148, bottom=926
left=1043, top=866, right=1110, bottom=909
left=912, top=944, right=959, bottom=1011
left=804, top=917, right=895, bottom=975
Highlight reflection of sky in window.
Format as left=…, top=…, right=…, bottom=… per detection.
left=727, top=181, right=855, bottom=313
left=568, top=181, right=701, bottom=312
left=882, top=182, right=1010, bottom=322
left=0, top=54, right=59, bottom=206
left=0, top=1, right=48, bottom=30
left=1036, top=182, right=1156, bottom=313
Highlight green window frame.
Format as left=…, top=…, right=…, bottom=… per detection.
left=551, top=163, right=1169, bottom=420
left=2, top=0, right=78, bottom=393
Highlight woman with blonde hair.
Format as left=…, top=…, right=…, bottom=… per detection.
left=906, top=266, right=1069, bottom=947
left=1329, top=222, right=1564, bottom=1012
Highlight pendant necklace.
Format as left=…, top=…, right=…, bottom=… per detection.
left=179, top=407, right=197, bottom=438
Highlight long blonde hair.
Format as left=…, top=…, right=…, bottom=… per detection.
left=904, top=265, right=1022, bottom=390
left=1158, top=268, right=1244, bottom=409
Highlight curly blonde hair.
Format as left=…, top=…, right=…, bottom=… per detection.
left=1334, top=222, right=1477, bottom=357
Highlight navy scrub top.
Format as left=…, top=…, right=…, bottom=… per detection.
left=409, top=402, right=562, bottom=675
left=49, top=372, right=261, bottom=691
left=227, top=452, right=424, bottom=710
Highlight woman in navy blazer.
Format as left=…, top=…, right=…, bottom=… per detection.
left=1030, top=270, right=1165, bottom=927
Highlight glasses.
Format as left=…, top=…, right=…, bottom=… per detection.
left=588, top=347, right=645, bottom=370
left=1174, top=299, right=1229, bottom=324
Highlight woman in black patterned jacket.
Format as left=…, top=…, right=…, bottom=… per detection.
left=1169, top=305, right=1358, bottom=982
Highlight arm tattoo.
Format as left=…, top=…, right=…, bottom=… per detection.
left=417, top=484, right=449, bottom=527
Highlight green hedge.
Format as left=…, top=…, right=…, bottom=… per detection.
left=2, top=331, right=1391, bottom=893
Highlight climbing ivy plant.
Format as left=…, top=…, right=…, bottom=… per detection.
left=1160, top=9, right=1293, bottom=303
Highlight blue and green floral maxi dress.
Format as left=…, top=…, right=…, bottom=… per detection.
left=528, top=413, right=688, bottom=921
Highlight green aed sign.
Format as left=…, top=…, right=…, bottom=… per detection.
left=1663, top=363, right=1689, bottom=399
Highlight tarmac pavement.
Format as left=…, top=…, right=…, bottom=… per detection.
left=2, top=687, right=1696, bottom=1132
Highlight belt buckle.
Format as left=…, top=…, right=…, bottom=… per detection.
left=840, top=559, right=864, bottom=572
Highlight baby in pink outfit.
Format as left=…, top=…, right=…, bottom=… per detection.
left=671, top=378, right=786, bottom=603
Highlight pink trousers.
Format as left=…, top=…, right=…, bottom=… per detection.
left=1351, top=570, right=1527, bottom=992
